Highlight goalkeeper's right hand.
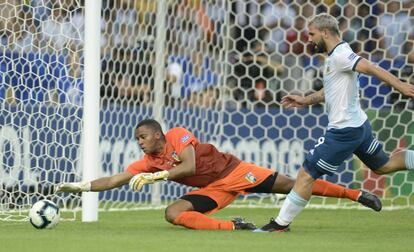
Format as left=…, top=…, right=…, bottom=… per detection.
left=55, top=181, right=91, bottom=193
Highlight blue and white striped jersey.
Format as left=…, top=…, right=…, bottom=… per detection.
left=323, top=42, right=367, bottom=129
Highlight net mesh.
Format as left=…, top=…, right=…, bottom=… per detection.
left=1, top=0, right=414, bottom=221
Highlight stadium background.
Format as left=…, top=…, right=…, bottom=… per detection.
left=0, top=0, right=413, bottom=215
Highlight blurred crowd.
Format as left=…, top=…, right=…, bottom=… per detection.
left=0, top=0, right=413, bottom=109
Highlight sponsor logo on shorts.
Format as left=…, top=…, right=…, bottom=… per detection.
left=245, top=172, right=257, bottom=183
left=180, top=135, right=190, bottom=143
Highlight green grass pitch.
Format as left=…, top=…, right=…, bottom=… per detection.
left=1, top=208, right=413, bottom=252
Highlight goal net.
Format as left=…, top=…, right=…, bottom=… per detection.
left=1, top=0, right=413, bottom=221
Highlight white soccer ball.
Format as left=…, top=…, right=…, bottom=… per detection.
left=29, top=200, right=60, bottom=229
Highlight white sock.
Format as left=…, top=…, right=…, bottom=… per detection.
left=275, top=190, right=308, bottom=226
left=406, top=150, right=414, bottom=170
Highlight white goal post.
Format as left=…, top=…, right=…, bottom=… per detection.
left=0, top=0, right=413, bottom=222
left=82, top=0, right=101, bottom=222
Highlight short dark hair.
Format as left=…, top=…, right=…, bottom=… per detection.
left=136, top=119, right=163, bottom=133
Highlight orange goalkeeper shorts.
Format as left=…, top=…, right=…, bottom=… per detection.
left=184, top=161, right=274, bottom=214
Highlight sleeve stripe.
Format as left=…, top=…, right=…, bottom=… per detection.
left=352, top=57, right=362, bottom=71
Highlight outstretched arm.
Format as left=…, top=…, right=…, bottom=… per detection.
left=281, top=88, right=325, bottom=108
left=129, top=145, right=196, bottom=192
left=90, top=171, right=134, bottom=191
left=56, top=171, right=134, bottom=193
left=355, top=58, right=414, bottom=98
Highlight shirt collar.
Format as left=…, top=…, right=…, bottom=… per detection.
left=328, top=41, right=346, bottom=56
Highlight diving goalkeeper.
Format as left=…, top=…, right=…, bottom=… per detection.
left=56, top=119, right=381, bottom=230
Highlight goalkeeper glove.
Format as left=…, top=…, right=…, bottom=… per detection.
left=129, top=170, right=169, bottom=192
left=55, top=181, right=91, bottom=193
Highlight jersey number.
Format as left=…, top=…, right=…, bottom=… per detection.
left=314, top=137, right=325, bottom=148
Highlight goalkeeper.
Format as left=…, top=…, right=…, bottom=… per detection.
left=56, top=119, right=381, bottom=230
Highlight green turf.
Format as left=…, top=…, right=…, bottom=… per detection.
left=1, top=208, right=413, bottom=252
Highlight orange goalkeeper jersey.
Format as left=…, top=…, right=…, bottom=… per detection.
left=127, top=127, right=241, bottom=187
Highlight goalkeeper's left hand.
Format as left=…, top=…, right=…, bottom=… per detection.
left=129, top=170, right=169, bottom=192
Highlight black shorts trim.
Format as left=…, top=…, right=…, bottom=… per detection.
left=180, top=194, right=218, bottom=213
left=245, top=172, right=278, bottom=193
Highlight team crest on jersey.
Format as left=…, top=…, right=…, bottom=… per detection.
left=245, top=172, right=257, bottom=184
left=180, top=134, right=190, bottom=143
left=324, top=64, right=332, bottom=75
left=171, top=151, right=180, bottom=162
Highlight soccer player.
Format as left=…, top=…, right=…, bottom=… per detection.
left=256, top=13, right=414, bottom=232
left=56, top=119, right=382, bottom=231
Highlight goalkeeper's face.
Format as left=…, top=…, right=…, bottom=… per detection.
left=135, top=126, right=164, bottom=154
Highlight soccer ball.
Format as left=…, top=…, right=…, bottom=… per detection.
left=29, top=200, right=60, bottom=229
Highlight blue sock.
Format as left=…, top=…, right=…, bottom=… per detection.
left=406, top=150, right=414, bottom=170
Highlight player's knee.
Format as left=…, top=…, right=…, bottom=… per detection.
left=272, top=176, right=295, bottom=193
left=283, top=179, right=295, bottom=193
left=164, top=206, right=181, bottom=224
